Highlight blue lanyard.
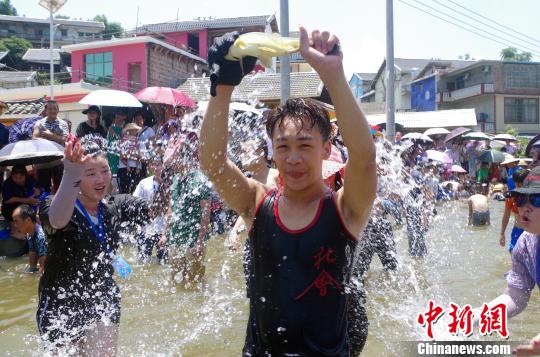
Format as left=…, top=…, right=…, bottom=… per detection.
left=75, top=199, right=108, bottom=253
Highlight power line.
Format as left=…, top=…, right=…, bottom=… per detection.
left=397, top=0, right=540, bottom=57
left=431, top=0, right=540, bottom=50
left=447, top=0, right=540, bottom=45
left=409, top=0, right=540, bottom=56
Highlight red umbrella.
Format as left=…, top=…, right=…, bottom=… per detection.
left=135, top=87, right=196, bottom=108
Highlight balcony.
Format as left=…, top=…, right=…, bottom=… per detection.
left=437, top=83, right=494, bottom=103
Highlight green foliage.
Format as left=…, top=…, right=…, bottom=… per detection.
left=36, top=72, right=62, bottom=86
left=504, top=125, right=530, bottom=157
left=93, top=14, right=124, bottom=39
left=0, top=0, right=17, bottom=16
left=0, top=37, right=32, bottom=60
left=500, top=47, right=532, bottom=62
left=55, top=14, right=70, bottom=19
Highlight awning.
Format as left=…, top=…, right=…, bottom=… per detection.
left=366, top=108, right=477, bottom=129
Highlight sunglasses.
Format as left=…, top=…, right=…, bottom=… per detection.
left=514, top=193, right=540, bottom=208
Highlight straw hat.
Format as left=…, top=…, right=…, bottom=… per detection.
left=501, top=155, right=519, bottom=166
left=122, top=123, right=141, bottom=134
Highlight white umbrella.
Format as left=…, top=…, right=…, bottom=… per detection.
left=79, top=89, right=142, bottom=107
left=402, top=132, right=433, bottom=142
left=462, top=131, right=492, bottom=141
left=424, top=127, right=450, bottom=136
left=493, top=133, right=517, bottom=141
left=451, top=165, right=467, bottom=173
left=0, top=138, right=64, bottom=166
left=424, top=149, right=452, bottom=164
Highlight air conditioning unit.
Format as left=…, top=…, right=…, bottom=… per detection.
left=483, top=65, right=491, bottom=73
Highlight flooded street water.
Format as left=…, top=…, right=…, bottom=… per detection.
left=1, top=199, right=538, bottom=356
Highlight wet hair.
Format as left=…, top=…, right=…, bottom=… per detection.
left=45, top=100, right=59, bottom=111
left=11, top=165, right=27, bottom=176
left=513, top=169, right=529, bottom=186
left=266, top=98, right=331, bottom=142
left=80, top=135, right=108, bottom=158
left=14, top=204, right=36, bottom=223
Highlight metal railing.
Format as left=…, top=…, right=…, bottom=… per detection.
left=70, top=69, right=145, bottom=93
left=438, top=83, right=494, bottom=103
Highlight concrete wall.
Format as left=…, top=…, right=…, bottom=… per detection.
left=159, top=29, right=209, bottom=59
left=439, top=95, right=495, bottom=131
left=70, top=42, right=148, bottom=90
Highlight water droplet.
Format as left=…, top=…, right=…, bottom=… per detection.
left=260, top=296, right=266, bottom=302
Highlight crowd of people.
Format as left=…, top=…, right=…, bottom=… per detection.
left=1, top=27, right=540, bottom=356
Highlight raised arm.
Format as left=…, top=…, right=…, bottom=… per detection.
left=299, top=27, right=376, bottom=233
left=47, top=142, right=88, bottom=229
left=200, top=33, right=266, bottom=221
left=499, top=204, right=511, bottom=247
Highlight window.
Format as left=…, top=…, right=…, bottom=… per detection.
left=60, top=29, right=68, bottom=37
left=85, top=52, right=112, bottom=84
left=78, top=32, right=84, bottom=37
left=455, top=75, right=465, bottom=90
left=188, top=33, right=199, bottom=55
left=505, top=64, right=539, bottom=89
left=35, top=29, right=43, bottom=36
left=504, top=97, right=539, bottom=124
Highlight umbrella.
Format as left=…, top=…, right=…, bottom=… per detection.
left=444, top=127, right=472, bottom=143
left=478, top=149, right=506, bottom=163
left=424, top=127, right=450, bottom=136
left=135, top=87, right=196, bottom=108
left=0, top=138, right=64, bottom=166
left=517, top=158, right=533, bottom=166
left=372, top=121, right=405, bottom=132
left=370, top=127, right=383, bottom=137
left=424, top=149, right=452, bottom=164
left=525, top=134, right=540, bottom=157
left=402, top=132, right=433, bottom=142
left=8, top=116, right=41, bottom=143
left=493, top=133, right=517, bottom=142
left=451, top=165, right=467, bottom=173
left=462, top=131, right=492, bottom=141
left=79, top=89, right=142, bottom=107
left=322, top=160, right=344, bottom=180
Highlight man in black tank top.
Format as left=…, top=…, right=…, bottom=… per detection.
left=201, top=28, right=377, bottom=355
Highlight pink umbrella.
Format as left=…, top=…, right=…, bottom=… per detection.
left=424, top=149, right=452, bottom=164
left=135, top=87, right=196, bottom=108
left=451, top=165, right=467, bottom=173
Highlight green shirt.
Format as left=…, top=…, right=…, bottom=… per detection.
left=107, top=125, right=122, bottom=175
left=477, top=166, right=489, bottom=182
left=168, top=170, right=213, bottom=248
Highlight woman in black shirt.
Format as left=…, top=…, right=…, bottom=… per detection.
left=37, top=136, right=152, bottom=354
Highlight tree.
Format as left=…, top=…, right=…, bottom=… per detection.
left=0, top=0, right=17, bottom=15
left=55, top=14, right=70, bottom=19
left=93, top=14, right=125, bottom=39
left=0, top=37, right=32, bottom=60
left=500, top=47, right=532, bottom=62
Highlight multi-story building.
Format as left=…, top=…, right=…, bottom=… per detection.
left=133, top=15, right=278, bottom=60
left=0, top=14, right=105, bottom=47
left=360, top=58, right=432, bottom=111
left=349, top=73, right=376, bottom=100
left=437, top=60, right=540, bottom=134
left=63, top=36, right=207, bottom=92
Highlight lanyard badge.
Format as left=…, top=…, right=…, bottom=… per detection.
left=75, top=199, right=132, bottom=279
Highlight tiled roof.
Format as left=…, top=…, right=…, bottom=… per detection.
left=393, top=58, right=433, bottom=72
left=1, top=98, right=45, bottom=116
left=177, top=71, right=323, bottom=102
left=0, top=14, right=105, bottom=29
left=0, top=71, right=37, bottom=84
left=136, top=15, right=278, bottom=34
left=354, top=72, right=376, bottom=81
left=366, top=108, right=477, bottom=129
left=23, top=49, right=61, bottom=64
left=0, top=50, right=8, bottom=61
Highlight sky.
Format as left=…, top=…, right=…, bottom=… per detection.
left=12, top=0, right=540, bottom=77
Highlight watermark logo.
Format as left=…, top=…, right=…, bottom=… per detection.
left=417, top=300, right=508, bottom=340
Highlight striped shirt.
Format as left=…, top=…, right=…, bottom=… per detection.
left=35, top=117, right=69, bottom=139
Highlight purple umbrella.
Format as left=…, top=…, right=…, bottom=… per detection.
left=9, top=116, right=41, bottom=143
left=444, top=127, right=472, bottom=143
left=424, top=149, right=452, bottom=164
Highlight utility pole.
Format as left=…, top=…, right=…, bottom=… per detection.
left=49, top=8, right=54, bottom=99
left=280, top=0, right=290, bottom=105
left=386, top=0, right=396, bottom=143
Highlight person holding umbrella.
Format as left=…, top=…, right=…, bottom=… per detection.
left=76, top=105, right=106, bottom=138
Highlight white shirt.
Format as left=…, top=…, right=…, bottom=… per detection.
left=133, top=176, right=165, bottom=235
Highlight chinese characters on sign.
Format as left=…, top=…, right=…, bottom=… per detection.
left=417, top=300, right=508, bottom=340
